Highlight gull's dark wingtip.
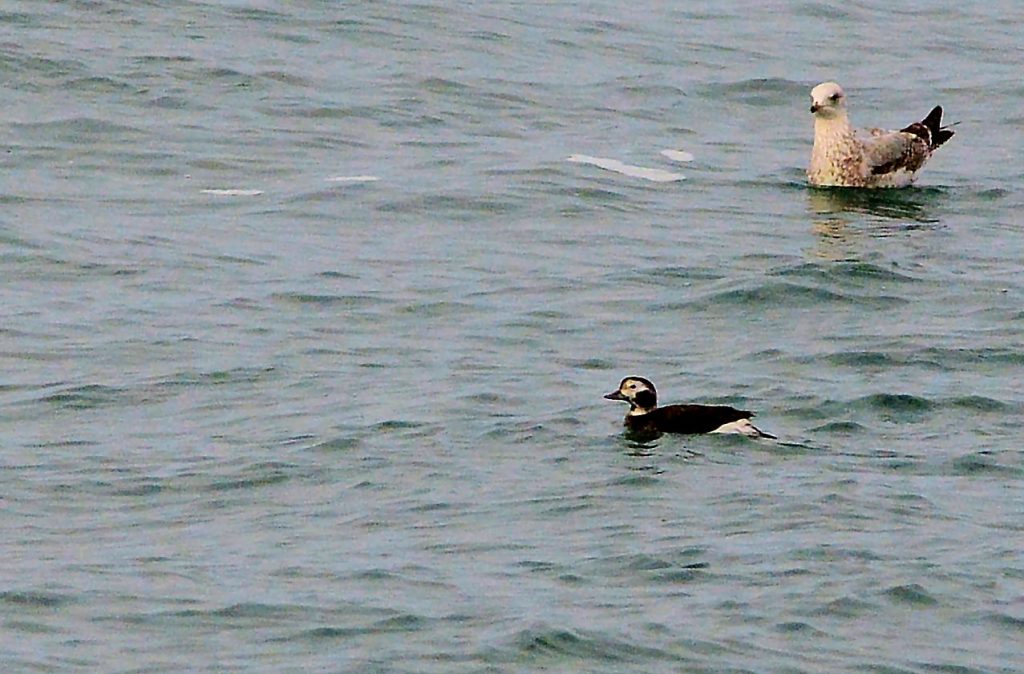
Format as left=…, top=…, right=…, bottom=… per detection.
left=922, top=105, right=955, bottom=149
left=923, top=105, right=943, bottom=128
left=902, top=105, right=955, bottom=150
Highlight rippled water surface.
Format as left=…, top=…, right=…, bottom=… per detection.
left=3, top=1, right=1024, bottom=672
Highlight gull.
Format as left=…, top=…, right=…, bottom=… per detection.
left=807, top=82, right=954, bottom=188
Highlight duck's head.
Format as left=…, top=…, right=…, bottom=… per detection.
left=604, top=376, right=658, bottom=414
left=810, top=81, right=846, bottom=117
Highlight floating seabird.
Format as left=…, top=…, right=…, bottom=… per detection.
left=604, top=376, right=775, bottom=438
left=807, top=82, right=954, bottom=188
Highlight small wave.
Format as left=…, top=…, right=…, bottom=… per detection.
left=826, top=351, right=900, bottom=368
left=794, top=545, right=887, bottom=563
left=944, top=395, right=1012, bottom=412
left=882, top=583, right=938, bottom=606
left=974, top=187, right=1011, bottom=200
left=378, top=193, right=521, bottom=217
left=659, top=149, right=695, bottom=162
left=208, top=602, right=295, bottom=618
left=809, top=420, right=867, bottom=434
left=111, top=478, right=165, bottom=497
left=985, top=612, right=1024, bottom=631
left=604, top=474, right=661, bottom=488
left=678, top=282, right=905, bottom=310
left=325, top=175, right=379, bottom=183
left=12, top=117, right=144, bottom=136
left=309, top=436, right=362, bottom=452
left=770, top=260, right=922, bottom=284
left=276, top=613, right=429, bottom=644
left=511, top=625, right=671, bottom=662
left=601, top=550, right=705, bottom=572
left=854, top=393, right=934, bottom=414
left=775, top=621, right=828, bottom=636
left=206, top=461, right=297, bottom=492
left=698, top=77, right=806, bottom=106
left=200, top=188, right=264, bottom=196
left=810, top=595, right=877, bottom=618
left=369, top=420, right=440, bottom=440
left=557, top=357, right=615, bottom=371
left=943, top=453, right=1023, bottom=477
left=0, top=590, right=73, bottom=608
left=155, top=366, right=276, bottom=389
left=271, top=292, right=386, bottom=308
left=567, top=154, right=684, bottom=182
left=396, top=300, right=477, bottom=317
left=65, top=76, right=134, bottom=92
left=40, top=384, right=131, bottom=410
left=920, top=346, right=1024, bottom=367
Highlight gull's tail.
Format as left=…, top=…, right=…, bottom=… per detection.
left=902, top=106, right=955, bottom=150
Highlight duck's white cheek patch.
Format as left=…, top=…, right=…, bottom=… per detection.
left=709, top=419, right=760, bottom=437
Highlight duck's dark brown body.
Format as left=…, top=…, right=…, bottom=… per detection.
left=624, top=404, right=755, bottom=435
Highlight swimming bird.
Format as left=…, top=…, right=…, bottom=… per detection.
left=604, top=376, right=774, bottom=438
left=807, top=82, right=954, bottom=188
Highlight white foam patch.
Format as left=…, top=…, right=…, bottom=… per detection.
left=200, top=189, right=264, bottom=196
left=325, top=175, right=380, bottom=183
left=567, top=154, right=684, bottom=182
left=660, top=149, right=695, bottom=162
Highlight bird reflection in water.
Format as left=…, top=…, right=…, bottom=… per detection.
left=806, top=186, right=946, bottom=261
left=808, top=185, right=943, bottom=222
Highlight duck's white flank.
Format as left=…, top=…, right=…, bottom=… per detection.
left=708, top=418, right=763, bottom=437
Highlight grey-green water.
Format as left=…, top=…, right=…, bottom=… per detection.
left=2, top=2, right=1023, bottom=672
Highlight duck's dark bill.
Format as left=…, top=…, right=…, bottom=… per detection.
left=604, top=390, right=626, bottom=401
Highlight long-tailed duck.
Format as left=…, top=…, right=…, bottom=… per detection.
left=807, top=81, right=954, bottom=188
left=604, top=376, right=774, bottom=438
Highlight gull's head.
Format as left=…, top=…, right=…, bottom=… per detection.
left=810, top=82, right=846, bottom=117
